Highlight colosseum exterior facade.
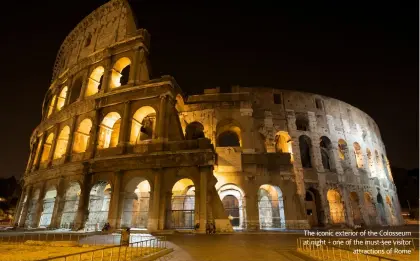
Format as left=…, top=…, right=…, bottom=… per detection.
left=15, top=0, right=403, bottom=233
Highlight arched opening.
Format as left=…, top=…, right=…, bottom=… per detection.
left=85, top=66, right=104, bottom=97
left=295, top=115, right=309, bottom=131
left=86, top=182, right=111, bottom=231
left=69, top=77, right=83, bottom=104
left=85, top=33, right=92, bottom=47
left=376, top=192, right=387, bottom=225
left=56, top=87, right=68, bottom=111
left=366, top=149, right=375, bottom=176
left=320, top=136, right=333, bottom=170
left=258, top=185, right=285, bottom=229
left=47, top=95, right=56, bottom=118
left=129, top=106, right=156, bottom=144
left=39, top=188, right=57, bottom=227
left=386, top=195, right=397, bottom=225
left=382, top=154, right=391, bottom=181
left=25, top=189, right=40, bottom=227
left=353, top=142, right=364, bottom=168
left=169, top=178, right=195, bottom=229
left=327, top=189, right=345, bottom=224
left=97, top=112, right=121, bottom=149
left=53, top=126, right=70, bottom=159
left=121, top=179, right=151, bottom=229
left=40, top=133, right=54, bottom=163
left=60, top=182, right=81, bottom=229
left=299, top=135, right=312, bottom=168
left=111, top=57, right=131, bottom=88
left=218, top=184, right=246, bottom=229
left=305, top=188, right=323, bottom=227
left=216, top=121, right=241, bottom=147
left=275, top=131, right=293, bottom=161
left=185, top=122, right=205, bottom=140
left=349, top=192, right=362, bottom=225
left=364, top=192, right=377, bottom=225
left=73, top=119, right=93, bottom=153
left=338, top=139, right=348, bottom=160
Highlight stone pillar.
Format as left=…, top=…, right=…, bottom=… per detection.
left=33, top=183, right=47, bottom=227
left=194, top=189, right=200, bottom=226
left=128, top=47, right=141, bottom=85
left=87, top=107, right=101, bottom=158
left=25, top=139, right=38, bottom=173
left=147, top=170, right=161, bottom=232
left=100, top=56, right=112, bottom=94
left=197, top=168, right=208, bottom=233
left=108, top=170, right=123, bottom=230
left=47, top=127, right=60, bottom=166
left=159, top=192, right=171, bottom=230
left=50, top=177, right=66, bottom=228
left=244, top=194, right=259, bottom=231
left=357, top=190, right=370, bottom=226
left=157, top=95, right=168, bottom=141
left=32, top=133, right=46, bottom=171
left=17, top=186, right=33, bottom=227
left=74, top=165, right=92, bottom=230
left=65, top=117, right=78, bottom=162
left=118, top=101, right=131, bottom=153
left=340, top=186, right=353, bottom=227
left=138, top=49, right=150, bottom=83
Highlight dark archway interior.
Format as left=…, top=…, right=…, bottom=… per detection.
left=217, top=131, right=240, bottom=147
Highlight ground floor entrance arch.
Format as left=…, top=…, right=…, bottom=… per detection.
left=327, top=189, right=345, bottom=224
left=86, top=181, right=111, bottom=231
left=60, top=182, right=81, bottom=229
left=218, top=184, right=245, bottom=229
left=39, top=188, right=57, bottom=227
left=258, top=184, right=285, bottom=229
left=167, top=178, right=195, bottom=229
left=121, top=179, right=151, bottom=229
left=305, top=188, right=322, bottom=227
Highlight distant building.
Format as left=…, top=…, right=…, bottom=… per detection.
left=0, top=176, right=21, bottom=221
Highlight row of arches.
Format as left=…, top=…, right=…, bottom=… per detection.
left=45, top=57, right=132, bottom=119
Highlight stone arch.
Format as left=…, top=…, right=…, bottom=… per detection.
left=40, top=133, right=54, bottom=163
left=305, top=188, right=323, bottom=227
left=258, top=184, right=285, bottom=229
left=56, top=86, right=68, bottom=111
left=169, top=178, right=196, bottom=229
left=60, top=181, right=81, bottom=229
left=130, top=106, right=156, bottom=144
left=73, top=119, right=93, bottom=153
left=376, top=192, right=387, bottom=225
left=25, top=188, right=40, bottom=227
left=275, top=131, right=293, bottom=155
left=216, top=119, right=242, bottom=147
left=97, top=112, right=121, bottom=149
left=47, top=95, right=57, bottom=118
left=69, top=77, right=83, bottom=104
left=366, top=148, right=375, bottom=176
left=364, top=192, right=377, bottom=225
left=320, top=136, right=334, bottom=170
left=121, top=178, right=151, bottom=229
left=185, top=121, right=205, bottom=140
left=353, top=142, right=364, bottom=168
left=86, top=181, right=112, bottom=231
left=217, top=183, right=246, bottom=228
left=327, top=189, right=345, bottom=224
left=85, top=66, right=104, bottom=97
left=39, top=187, right=58, bottom=227
left=299, top=135, right=312, bottom=168
left=338, top=139, right=348, bottom=160
left=386, top=195, right=397, bottom=225
left=110, top=57, right=131, bottom=89
left=349, top=192, right=362, bottom=225
left=54, top=126, right=70, bottom=159
left=295, top=114, right=309, bottom=131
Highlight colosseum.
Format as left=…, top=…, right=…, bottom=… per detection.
left=15, top=0, right=403, bottom=233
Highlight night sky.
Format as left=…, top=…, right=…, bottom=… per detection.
left=0, top=1, right=417, bottom=178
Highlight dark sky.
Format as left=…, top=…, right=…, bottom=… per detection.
left=0, top=1, right=418, bottom=178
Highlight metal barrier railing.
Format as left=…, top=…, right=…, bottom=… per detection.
left=36, top=236, right=168, bottom=261
left=297, top=237, right=418, bottom=261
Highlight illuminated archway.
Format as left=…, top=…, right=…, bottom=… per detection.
left=216, top=120, right=242, bottom=147
left=258, top=184, right=285, bottom=229
left=349, top=192, right=362, bottom=225
left=73, top=119, right=93, bottom=153
left=218, top=184, right=246, bottom=228
left=170, top=178, right=195, bottom=229
left=39, top=188, right=57, bottom=227
left=86, top=182, right=111, bottom=231
left=327, top=189, right=345, bottom=224
left=54, top=126, right=70, bottom=159
left=60, top=182, right=81, bottom=229
left=121, top=179, right=151, bottom=229
left=47, top=95, right=56, bottom=118
left=130, top=106, right=156, bottom=144
left=386, top=195, right=397, bottom=225
left=97, top=112, right=121, bottom=149
left=366, top=149, right=375, bottom=177
left=40, top=133, right=54, bottom=163
left=110, top=57, right=131, bottom=89
left=85, top=66, right=105, bottom=97
left=56, top=87, right=68, bottom=111
left=353, top=142, right=364, bottom=168
left=275, top=131, right=293, bottom=162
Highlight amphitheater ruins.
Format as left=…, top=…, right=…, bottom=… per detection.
left=15, top=0, right=403, bottom=233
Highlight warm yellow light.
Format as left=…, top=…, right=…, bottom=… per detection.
left=97, top=112, right=121, bottom=149
left=85, top=66, right=104, bottom=97
left=73, top=119, right=93, bottom=153
left=54, top=126, right=70, bottom=159
left=110, top=57, right=131, bottom=89
left=56, top=87, right=68, bottom=111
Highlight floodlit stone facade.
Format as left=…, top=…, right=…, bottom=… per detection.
left=15, top=0, right=403, bottom=233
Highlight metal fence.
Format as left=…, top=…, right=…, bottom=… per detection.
left=297, top=237, right=418, bottom=261
left=36, top=236, right=168, bottom=261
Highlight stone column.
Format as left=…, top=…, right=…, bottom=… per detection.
left=108, top=170, right=123, bottom=230
left=17, top=186, right=33, bottom=227
left=25, top=139, right=38, bottom=173
left=147, top=170, right=162, bottom=232
left=128, top=47, right=141, bottom=85
left=357, top=190, right=370, bottom=226
left=118, top=101, right=131, bottom=153
left=50, top=177, right=66, bottom=228
left=65, top=117, right=78, bottom=162
left=194, top=189, right=200, bottom=226
left=32, top=133, right=46, bottom=171
left=47, top=127, right=60, bottom=166
left=244, top=194, right=260, bottom=231
left=157, top=95, right=168, bottom=141
left=100, top=56, right=112, bottom=94
left=33, top=183, right=47, bottom=228
left=87, top=107, right=101, bottom=158
left=138, top=49, right=150, bottom=83
left=198, top=167, right=208, bottom=233
left=159, top=191, right=171, bottom=230
left=74, top=164, right=92, bottom=230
